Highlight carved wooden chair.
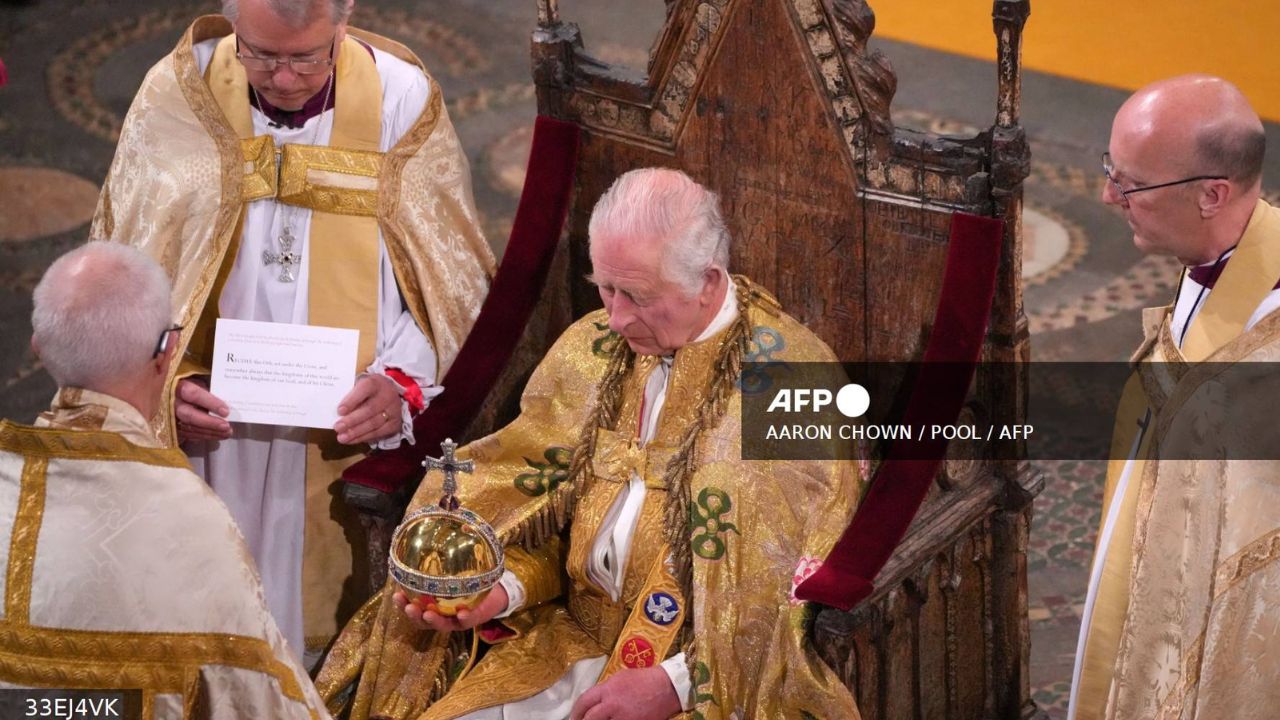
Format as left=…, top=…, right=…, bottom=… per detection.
left=344, top=0, right=1043, bottom=717
left=529, top=1, right=1041, bottom=717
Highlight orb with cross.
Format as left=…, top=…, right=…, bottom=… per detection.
left=388, top=438, right=505, bottom=617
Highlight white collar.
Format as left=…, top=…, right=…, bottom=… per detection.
left=692, top=276, right=737, bottom=344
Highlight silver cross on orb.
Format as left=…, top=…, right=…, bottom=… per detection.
left=262, top=225, right=301, bottom=282
left=423, top=438, right=474, bottom=511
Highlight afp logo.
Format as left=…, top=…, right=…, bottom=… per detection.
left=765, top=383, right=870, bottom=418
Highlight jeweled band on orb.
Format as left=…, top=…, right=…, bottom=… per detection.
left=387, top=506, right=506, bottom=597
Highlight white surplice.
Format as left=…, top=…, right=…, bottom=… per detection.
left=187, top=40, right=442, bottom=658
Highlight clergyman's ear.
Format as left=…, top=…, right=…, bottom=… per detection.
left=156, top=334, right=177, bottom=376
left=1199, top=179, right=1232, bottom=218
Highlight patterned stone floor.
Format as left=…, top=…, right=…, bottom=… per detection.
left=2, top=2, right=1280, bottom=718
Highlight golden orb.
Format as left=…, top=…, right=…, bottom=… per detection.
left=389, top=505, right=505, bottom=616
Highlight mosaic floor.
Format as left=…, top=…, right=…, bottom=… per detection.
left=2, top=2, right=1279, bottom=718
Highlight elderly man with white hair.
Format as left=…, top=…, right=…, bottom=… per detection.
left=316, top=168, right=864, bottom=720
left=0, top=242, right=329, bottom=718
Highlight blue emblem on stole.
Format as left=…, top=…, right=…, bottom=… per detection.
left=643, top=591, right=679, bottom=626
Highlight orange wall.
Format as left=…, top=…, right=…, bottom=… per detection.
left=872, top=1, right=1280, bottom=122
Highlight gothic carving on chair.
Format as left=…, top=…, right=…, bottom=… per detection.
left=527, top=0, right=1042, bottom=717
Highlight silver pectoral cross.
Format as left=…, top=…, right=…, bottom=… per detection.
left=423, top=438, right=474, bottom=510
left=262, top=225, right=301, bottom=282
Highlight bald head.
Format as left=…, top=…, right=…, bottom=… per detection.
left=1116, top=74, right=1265, bottom=187
left=1106, top=75, right=1267, bottom=264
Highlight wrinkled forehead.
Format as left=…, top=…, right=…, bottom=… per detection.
left=591, top=231, right=665, bottom=272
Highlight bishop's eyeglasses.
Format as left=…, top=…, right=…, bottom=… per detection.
left=235, top=35, right=336, bottom=75
left=1101, top=152, right=1227, bottom=200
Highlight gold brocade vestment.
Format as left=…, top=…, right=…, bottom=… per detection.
left=0, top=388, right=328, bottom=719
left=1075, top=200, right=1280, bottom=719
left=89, top=16, right=495, bottom=648
left=317, top=278, right=864, bottom=719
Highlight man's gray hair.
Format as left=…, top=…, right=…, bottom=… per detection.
left=588, top=168, right=731, bottom=296
left=222, top=0, right=353, bottom=27
left=1195, top=123, right=1266, bottom=186
left=32, top=243, right=173, bottom=391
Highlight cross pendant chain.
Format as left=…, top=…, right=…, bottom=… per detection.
left=262, top=224, right=300, bottom=282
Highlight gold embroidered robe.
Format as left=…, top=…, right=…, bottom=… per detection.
left=317, top=279, right=863, bottom=719
left=91, top=16, right=493, bottom=442
left=1075, top=200, right=1280, bottom=719
left=89, top=16, right=495, bottom=648
left=0, top=388, right=329, bottom=719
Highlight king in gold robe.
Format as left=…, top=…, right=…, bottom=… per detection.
left=0, top=387, right=329, bottom=719
left=90, top=15, right=495, bottom=656
left=316, top=276, right=863, bottom=719
left=1072, top=199, right=1280, bottom=719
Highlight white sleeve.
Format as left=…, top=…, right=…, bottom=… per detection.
left=366, top=284, right=445, bottom=451
left=660, top=653, right=693, bottom=712
left=492, top=570, right=526, bottom=620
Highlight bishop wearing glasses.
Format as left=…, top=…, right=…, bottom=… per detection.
left=1070, top=75, right=1280, bottom=720
left=90, top=0, right=495, bottom=662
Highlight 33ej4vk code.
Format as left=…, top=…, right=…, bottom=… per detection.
left=0, top=690, right=141, bottom=720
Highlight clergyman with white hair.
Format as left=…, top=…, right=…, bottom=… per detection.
left=90, top=0, right=495, bottom=658
left=0, top=242, right=329, bottom=718
left=316, top=167, right=866, bottom=720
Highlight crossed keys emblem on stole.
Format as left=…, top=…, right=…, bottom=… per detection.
left=621, top=637, right=655, bottom=668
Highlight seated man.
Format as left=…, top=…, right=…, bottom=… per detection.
left=0, top=243, right=328, bottom=719
left=317, top=168, right=863, bottom=719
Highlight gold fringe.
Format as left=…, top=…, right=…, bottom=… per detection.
left=658, top=278, right=755, bottom=677
left=584, top=277, right=760, bottom=674
left=497, top=476, right=575, bottom=551
left=499, top=338, right=636, bottom=551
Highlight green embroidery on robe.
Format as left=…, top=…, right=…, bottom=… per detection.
left=748, top=326, right=785, bottom=361
left=591, top=320, right=621, bottom=358
left=690, top=487, right=740, bottom=560
left=740, top=326, right=788, bottom=394
left=513, top=447, right=572, bottom=497
left=691, top=662, right=719, bottom=720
